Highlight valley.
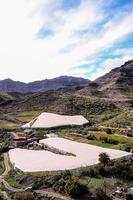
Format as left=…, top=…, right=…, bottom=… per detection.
left=0, top=61, right=132, bottom=199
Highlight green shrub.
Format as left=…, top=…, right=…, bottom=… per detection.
left=122, top=143, right=133, bottom=152
left=96, top=165, right=107, bottom=176
left=111, top=159, right=133, bottom=181
left=32, top=179, right=43, bottom=190
left=106, top=128, right=112, bottom=134
left=87, top=134, right=96, bottom=140
left=53, top=178, right=66, bottom=193
left=53, top=176, right=89, bottom=198
left=81, top=167, right=97, bottom=177
left=65, top=177, right=89, bottom=198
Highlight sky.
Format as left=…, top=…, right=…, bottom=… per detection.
left=0, top=0, right=133, bottom=82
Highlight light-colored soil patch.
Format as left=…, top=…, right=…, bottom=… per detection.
left=9, top=138, right=131, bottom=172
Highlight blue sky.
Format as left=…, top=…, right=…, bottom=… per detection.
left=0, top=0, right=133, bottom=82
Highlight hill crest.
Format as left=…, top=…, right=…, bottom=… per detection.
left=0, top=76, right=89, bottom=93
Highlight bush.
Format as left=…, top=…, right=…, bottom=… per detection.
left=111, top=159, right=133, bottom=181
left=32, top=179, right=43, bottom=190
left=87, top=134, right=96, bottom=140
left=99, top=136, right=118, bottom=144
left=122, top=144, right=133, bottom=152
left=96, top=164, right=107, bottom=176
left=65, top=177, right=89, bottom=198
left=0, top=146, right=9, bottom=154
left=81, top=167, right=97, bottom=177
left=106, top=128, right=112, bottom=134
left=53, top=178, right=66, bottom=193
left=53, top=176, right=89, bottom=198
left=61, top=170, right=71, bottom=179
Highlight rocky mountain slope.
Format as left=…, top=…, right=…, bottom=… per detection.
left=96, top=60, right=133, bottom=98
left=0, top=76, right=89, bottom=93
left=77, top=60, right=133, bottom=101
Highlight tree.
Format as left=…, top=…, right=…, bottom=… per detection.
left=99, top=153, right=110, bottom=167
left=65, top=177, right=89, bottom=198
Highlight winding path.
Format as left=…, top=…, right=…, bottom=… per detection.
left=0, top=153, right=24, bottom=198
left=2, top=153, right=11, bottom=177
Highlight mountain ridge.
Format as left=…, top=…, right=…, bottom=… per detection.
left=0, top=76, right=90, bottom=93
left=0, top=60, right=132, bottom=129
left=77, top=60, right=133, bottom=101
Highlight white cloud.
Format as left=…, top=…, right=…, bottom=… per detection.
left=113, top=47, right=133, bottom=61
left=0, top=0, right=133, bottom=82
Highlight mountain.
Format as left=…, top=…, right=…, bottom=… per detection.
left=0, top=60, right=132, bottom=129
left=0, top=76, right=90, bottom=93
left=96, top=60, right=133, bottom=99
left=77, top=60, right=133, bottom=101
left=0, top=90, right=124, bottom=128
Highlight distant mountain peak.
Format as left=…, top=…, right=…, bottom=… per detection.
left=2, top=78, right=13, bottom=82
left=0, top=76, right=90, bottom=93
left=121, top=60, right=133, bottom=67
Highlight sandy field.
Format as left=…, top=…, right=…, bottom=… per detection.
left=22, top=112, right=88, bottom=128
left=9, top=138, right=131, bottom=172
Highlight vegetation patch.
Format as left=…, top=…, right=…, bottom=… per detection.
left=58, top=131, right=133, bottom=151
left=16, top=111, right=41, bottom=123
left=88, top=178, right=103, bottom=191
left=4, top=174, right=22, bottom=189
left=87, top=132, right=133, bottom=145
left=102, top=111, right=133, bottom=128
left=0, top=159, right=5, bottom=175
left=41, top=143, right=76, bottom=156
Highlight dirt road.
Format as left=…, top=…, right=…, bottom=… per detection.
left=0, top=153, right=24, bottom=193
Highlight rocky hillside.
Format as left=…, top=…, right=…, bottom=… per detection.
left=0, top=76, right=89, bottom=93
left=77, top=60, right=133, bottom=101
left=0, top=89, right=132, bottom=129
left=96, top=60, right=133, bottom=98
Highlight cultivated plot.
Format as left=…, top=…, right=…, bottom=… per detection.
left=9, top=138, right=131, bottom=172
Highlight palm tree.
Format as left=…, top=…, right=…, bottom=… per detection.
left=99, top=152, right=110, bottom=167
